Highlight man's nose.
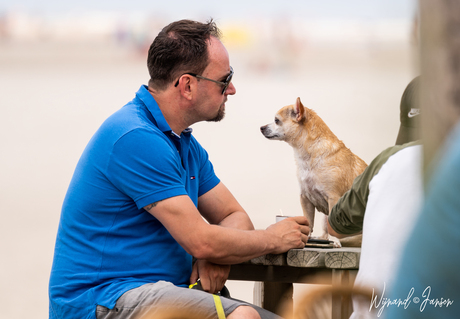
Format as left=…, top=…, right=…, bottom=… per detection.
left=225, top=82, right=236, bottom=95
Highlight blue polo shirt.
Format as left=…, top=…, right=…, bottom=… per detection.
left=49, top=85, right=220, bottom=319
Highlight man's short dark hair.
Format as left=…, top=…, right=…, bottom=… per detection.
left=147, top=19, right=221, bottom=91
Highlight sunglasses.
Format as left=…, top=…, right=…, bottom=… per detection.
left=174, top=66, right=234, bottom=95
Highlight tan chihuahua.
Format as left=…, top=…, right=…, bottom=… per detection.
left=261, top=97, right=367, bottom=247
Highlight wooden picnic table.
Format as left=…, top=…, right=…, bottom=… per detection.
left=228, top=247, right=361, bottom=319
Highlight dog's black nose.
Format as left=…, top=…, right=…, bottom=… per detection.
left=260, top=125, right=266, bottom=132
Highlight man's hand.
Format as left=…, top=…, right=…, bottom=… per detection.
left=266, top=216, right=310, bottom=254
left=190, top=259, right=231, bottom=294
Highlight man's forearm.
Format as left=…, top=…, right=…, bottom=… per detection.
left=327, top=217, right=360, bottom=239
left=218, top=211, right=255, bottom=231
left=194, top=217, right=309, bottom=265
left=192, top=227, right=278, bottom=264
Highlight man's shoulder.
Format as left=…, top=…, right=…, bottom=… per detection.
left=367, top=141, right=422, bottom=178
left=379, top=140, right=421, bottom=160
left=98, top=102, right=163, bottom=143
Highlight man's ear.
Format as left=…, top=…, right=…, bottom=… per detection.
left=294, top=97, right=305, bottom=122
left=179, top=75, right=193, bottom=101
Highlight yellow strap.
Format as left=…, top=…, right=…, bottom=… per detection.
left=213, top=294, right=226, bottom=319
left=189, top=282, right=225, bottom=318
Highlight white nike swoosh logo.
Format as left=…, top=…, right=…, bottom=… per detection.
left=408, top=108, right=420, bottom=118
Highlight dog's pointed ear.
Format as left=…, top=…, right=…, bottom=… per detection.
left=294, top=97, right=305, bottom=122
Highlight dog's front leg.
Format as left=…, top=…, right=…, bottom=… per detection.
left=300, top=194, right=315, bottom=237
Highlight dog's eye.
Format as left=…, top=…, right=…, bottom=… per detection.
left=275, top=118, right=280, bottom=125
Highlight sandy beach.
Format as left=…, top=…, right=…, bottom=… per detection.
left=0, top=36, right=415, bottom=318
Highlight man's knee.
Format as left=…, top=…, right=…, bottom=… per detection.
left=228, top=305, right=260, bottom=319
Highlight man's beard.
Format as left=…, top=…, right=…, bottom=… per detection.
left=207, top=104, right=225, bottom=122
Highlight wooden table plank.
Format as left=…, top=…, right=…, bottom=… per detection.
left=287, top=248, right=323, bottom=268
left=287, top=247, right=360, bottom=269
left=250, top=253, right=286, bottom=266
left=325, top=248, right=360, bottom=269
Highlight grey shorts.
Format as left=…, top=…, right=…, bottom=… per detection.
left=96, top=281, right=282, bottom=319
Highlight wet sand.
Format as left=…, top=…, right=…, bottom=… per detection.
left=0, top=39, right=415, bottom=318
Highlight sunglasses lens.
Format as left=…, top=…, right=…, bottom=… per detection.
left=222, top=72, right=233, bottom=94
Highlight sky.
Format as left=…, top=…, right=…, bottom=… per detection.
left=2, top=0, right=417, bottom=22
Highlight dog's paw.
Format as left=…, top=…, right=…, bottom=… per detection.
left=328, top=235, right=342, bottom=248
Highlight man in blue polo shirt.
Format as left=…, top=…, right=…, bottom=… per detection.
left=49, top=19, right=310, bottom=319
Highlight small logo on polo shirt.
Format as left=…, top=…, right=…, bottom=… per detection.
left=408, top=108, right=420, bottom=118
left=190, top=176, right=196, bottom=180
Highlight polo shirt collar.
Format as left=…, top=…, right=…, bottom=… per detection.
left=136, top=85, right=193, bottom=137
